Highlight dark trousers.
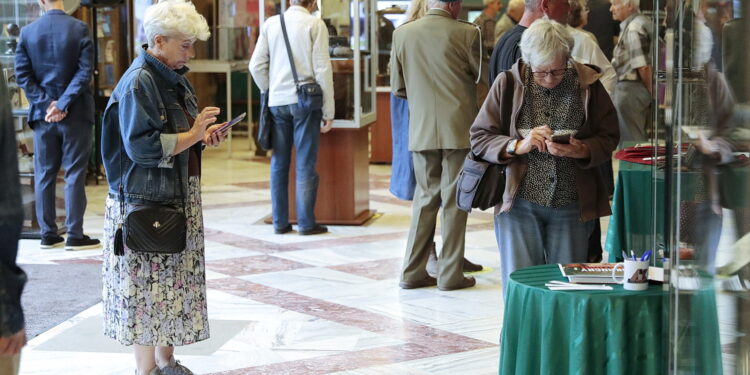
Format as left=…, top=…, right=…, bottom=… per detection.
left=32, top=120, right=91, bottom=239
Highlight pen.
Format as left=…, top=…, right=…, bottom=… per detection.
left=622, top=251, right=628, bottom=261
left=631, top=250, right=636, bottom=261
left=641, top=250, right=652, bottom=261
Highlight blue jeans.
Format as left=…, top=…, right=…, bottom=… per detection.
left=389, top=94, right=415, bottom=201
left=32, top=120, right=92, bottom=239
left=495, top=198, right=594, bottom=296
left=269, top=104, right=322, bottom=231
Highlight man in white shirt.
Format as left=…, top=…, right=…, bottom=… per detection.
left=249, top=0, right=334, bottom=236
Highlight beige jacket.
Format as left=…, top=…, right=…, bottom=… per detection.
left=470, top=60, right=620, bottom=221
left=390, top=9, right=484, bottom=151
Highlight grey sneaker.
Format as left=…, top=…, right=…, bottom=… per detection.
left=159, top=357, right=194, bottom=375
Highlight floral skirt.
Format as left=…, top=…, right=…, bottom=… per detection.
left=102, top=177, right=209, bottom=346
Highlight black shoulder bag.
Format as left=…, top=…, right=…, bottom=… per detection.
left=456, top=70, right=515, bottom=213
left=113, top=86, right=187, bottom=256
left=279, top=12, right=324, bottom=112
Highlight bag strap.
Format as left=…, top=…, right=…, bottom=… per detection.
left=117, top=69, right=187, bottom=216
left=279, top=12, right=300, bottom=88
left=501, top=70, right=514, bottom=135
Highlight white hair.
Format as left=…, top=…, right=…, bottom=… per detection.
left=519, top=18, right=574, bottom=68
left=620, top=0, right=640, bottom=9
left=525, top=0, right=542, bottom=12
left=692, top=21, right=713, bottom=69
left=143, top=0, right=210, bottom=48
left=428, top=0, right=454, bottom=9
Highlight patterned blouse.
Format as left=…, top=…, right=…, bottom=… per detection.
left=517, top=65, right=585, bottom=208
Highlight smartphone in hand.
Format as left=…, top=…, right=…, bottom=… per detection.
left=216, top=112, right=247, bottom=133
left=551, top=134, right=571, bottom=144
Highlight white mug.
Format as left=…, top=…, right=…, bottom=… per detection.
left=612, top=259, right=650, bottom=291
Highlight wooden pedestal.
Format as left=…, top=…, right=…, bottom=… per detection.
left=370, top=91, right=393, bottom=164
left=278, top=125, right=376, bottom=225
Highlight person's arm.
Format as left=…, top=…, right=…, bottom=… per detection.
left=311, top=19, right=335, bottom=124
left=14, top=30, right=52, bottom=111
left=248, top=23, right=270, bottom=93
left=470, top=72, right=516, bottom=163
left=390, top=33, right=406, bottom=99
left=570, top=80, right=620, bottom=168
left=55, top=23, right=93, bottom=113
left=637, top=65, right=652, bottom=96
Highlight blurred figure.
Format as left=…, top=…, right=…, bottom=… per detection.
left=473, top=0, right=504, bottom=55
left=610, top=0, right=654, bottom=144
left=495, top=0, right=525, bottom=42
left=568, top=0, right=616, bottom=95
left=583, top=0, right=619, bottom=59
left=0, top=70, right=26, bottom=375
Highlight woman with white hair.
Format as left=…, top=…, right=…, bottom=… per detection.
left=470, top=18, right=619, bottom=293
left=100, top=0, right=226, bottom=373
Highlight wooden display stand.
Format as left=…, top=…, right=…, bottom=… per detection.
left=369, top=90, right=393, bottom=163
left=266, top=125, right=376, bottom=226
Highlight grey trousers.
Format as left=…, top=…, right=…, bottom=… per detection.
left=614, top=80, right=651, bottom=145
left=401, top=149, right=468, bottom=288
left=0, top=353, right=20, bottom=375
left=32, top=120, right=92, bottom=239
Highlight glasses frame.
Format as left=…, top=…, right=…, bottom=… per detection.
left=531, top=67, right=568, bottom=78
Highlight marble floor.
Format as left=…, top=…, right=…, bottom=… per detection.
left=15, top=145, right=507, bottom=375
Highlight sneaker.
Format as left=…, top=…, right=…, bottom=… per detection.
left=159, top=357, right=194, bottom=375
left=299, top=224, right=328, bottom=236
left=65, top=235, right=101, bottom=250
left=40, top=235, right=65, bottom=249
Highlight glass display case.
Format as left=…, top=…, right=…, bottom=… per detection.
left=0, top=0, right=41, bottom=110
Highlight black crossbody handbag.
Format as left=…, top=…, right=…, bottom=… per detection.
left=456, top=70, right=515, bottom=213
left=279, top=12, right=324, bottom=112
left=113, top=85, right=187, bottom=256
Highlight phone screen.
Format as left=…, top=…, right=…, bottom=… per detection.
left=217, top=112, right=247, bottom=132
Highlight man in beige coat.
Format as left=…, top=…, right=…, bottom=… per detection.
left=391, top=0, right=484, bottom=291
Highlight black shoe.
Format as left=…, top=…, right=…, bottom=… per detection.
left=438, top=276, right=477, bottom=291
left=463, top=258, right=483, bottom=273
left=399, top=276, right=438, bottom=289
left=299, top=225, right=328, bottom=236
left=274, top=225, right=293, bottom=234
left=65, top=235, right=101, bottom=251
left=40, top=235, right=65, bottom=249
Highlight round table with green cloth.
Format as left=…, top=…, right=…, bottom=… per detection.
left=499, top=264, right=722, bottom=375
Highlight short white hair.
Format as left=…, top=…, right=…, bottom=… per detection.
left=619, top=0, right=640, bottom=8
left=520, top=18, right=574, bottom=68
left=428, top=0, right=455, bottom=9
left=144, top=0, right=210, bottom=48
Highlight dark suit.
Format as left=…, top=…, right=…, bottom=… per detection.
left=15, top=9, right=94, bottom=239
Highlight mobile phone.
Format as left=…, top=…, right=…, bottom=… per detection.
left=551, top=134, right=571, bottom=144
left=216, top=112, right=247, bottom=133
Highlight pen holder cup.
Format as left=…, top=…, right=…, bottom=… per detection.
left=612, top=259, right=650, bottom=291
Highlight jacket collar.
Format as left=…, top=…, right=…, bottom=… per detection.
left=287, top=5, right=310, bottom=14
left=510, top=59, right=602, bottom=89
left=138, top=44, right=188, bottom=86
left=426, top=8, right=452, bottom=18
left=44, top=9, right=66, bottom=15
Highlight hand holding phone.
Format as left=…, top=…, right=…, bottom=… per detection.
left=216, top=112, right=247, bottom=133
left=551, top=134, right=571, bottom=144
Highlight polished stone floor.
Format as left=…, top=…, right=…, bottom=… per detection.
left=15, top=145, right=506, bottom=374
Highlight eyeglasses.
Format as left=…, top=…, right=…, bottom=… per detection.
left=531, top=68, right=568, bottom=78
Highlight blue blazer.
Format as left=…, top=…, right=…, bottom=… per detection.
left=14, top=9, right=94, bottom=125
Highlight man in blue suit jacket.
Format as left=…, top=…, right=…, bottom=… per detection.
left=14, top=0, right=99, bottom=250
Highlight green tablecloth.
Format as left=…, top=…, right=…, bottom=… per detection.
left=499, top=265, right=722, bottom=375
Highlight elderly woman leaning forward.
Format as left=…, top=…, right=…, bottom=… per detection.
left=100, top=0, right=227, bottom=374
left=470, top=19, right=619, bottom=293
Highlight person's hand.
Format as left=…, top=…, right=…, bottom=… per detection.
left=516, top=125, right=552, bottom=155
left=0, top=328, right=26, bottom=357
left=203, top=123, right=228, bottom=147
left=191, top=107, right=220, bottom=142
left=321, top=119, right=334, bottom=134
left=695, top=133, right=721, bottom=158
left=546, top=137, right=591, bottom=159
left=45, top=101, right=67, bottom=123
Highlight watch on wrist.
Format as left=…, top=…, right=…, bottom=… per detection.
left=507, top=138, right=518, bottom=156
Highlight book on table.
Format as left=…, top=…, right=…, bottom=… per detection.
left=558, top=263, right=623, bottom=284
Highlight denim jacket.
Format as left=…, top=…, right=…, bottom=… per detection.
left=0, top=77, right=26, bottom=336
left=102, top=46, right=199, bottom=204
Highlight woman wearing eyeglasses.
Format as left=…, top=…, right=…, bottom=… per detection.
left=469, top=18, right=619, bottom=294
